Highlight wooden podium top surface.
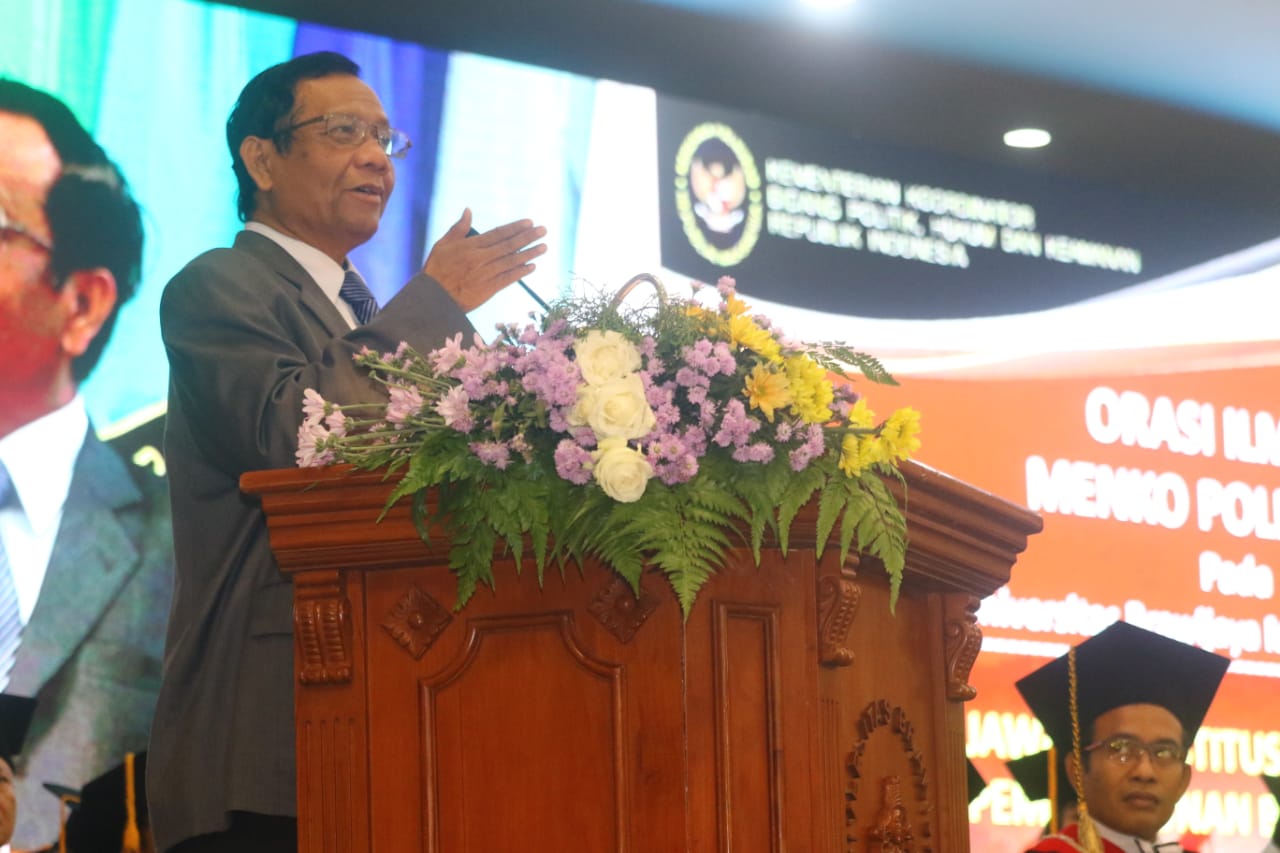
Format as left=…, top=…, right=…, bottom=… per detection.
left=242, top=459, right=1041, bottom=599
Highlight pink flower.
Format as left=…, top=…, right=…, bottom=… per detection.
left=554, top=439, right=593, bottom=484
left=435, top=385, right=474, bottom=432
left=324, top=408, right=347, bottom=438
left=296, top=419, right=334, bottom=468
left=386, top=384, right=425, bottom=427
left=429, top=333, right=467, bottom=373
left=470, top=441, right=511, bottom=469
left=302, top=388, right=327, bottom=421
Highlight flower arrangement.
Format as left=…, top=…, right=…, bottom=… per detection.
left=298, top=275, right=920, bottom=616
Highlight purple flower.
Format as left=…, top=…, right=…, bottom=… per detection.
left=554, top=439, right=594, bottom=484
left=732, top=442, right=775, bottom=464
left=697, top=397, right=718, bottom=429
left=548, top=408, right=572, bottom=433
left=711, top=341, right=737, bottom=375
left=675, top=365, right=708, bottom=390
left=516, top=345, right=580, bottom=407
left=680, top=424, right=709, bottom=457
left=645, top=431, right=700, bottom=485
left=470, top=440, right=512, bottom=469
left=788, top=424, right=827, bottom=471
left=713, top=399, right=759, bottom=449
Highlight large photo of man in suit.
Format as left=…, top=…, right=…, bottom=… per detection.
left=0, top=79, right=174, bottom=850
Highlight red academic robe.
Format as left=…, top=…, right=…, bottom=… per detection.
left=1026, top=823, right=1186, bottom=853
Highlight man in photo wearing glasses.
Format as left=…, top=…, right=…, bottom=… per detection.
left=147, top=51, right=546, bottom=853
left=0, top=79, right=174, bottom=850
left=1016, top=621, right=1279, bottom=853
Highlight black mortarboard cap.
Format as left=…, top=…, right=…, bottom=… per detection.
left=1014, top=621, right=1229, bottom=753
left=1007, top=749, right=1075, bottom=808
left=966, top=758, right=986, bottom=804
left=0, top=695, right=37, bottom=767
left=63, top=752, right=148, bottom=853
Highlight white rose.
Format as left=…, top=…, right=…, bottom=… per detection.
left=575, top=374, right=656, bottom=440
left=592, top=437, right=653, bottom=502
left=575, top=330, right=642, bottom=385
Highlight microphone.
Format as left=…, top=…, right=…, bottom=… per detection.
left=466, top=227, right=551, bottom=312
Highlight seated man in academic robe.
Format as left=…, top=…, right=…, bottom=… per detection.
left=1014, top=621, right=1228, bottom=853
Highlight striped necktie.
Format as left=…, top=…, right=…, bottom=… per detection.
left=339, top=267, right=379, bottom=325
left=0, top=463, right=23, bottom=691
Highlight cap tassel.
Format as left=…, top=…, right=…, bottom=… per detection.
left=1068, top=648, right=1102, bottom=853
left=1047, top=744, right=1059, bottom=835
left=122, top=751, right=141, bottom=853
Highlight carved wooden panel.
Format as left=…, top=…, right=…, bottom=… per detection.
left=382, top=583, right=451, bottom=661
left=845, top=700, right=933, bottom=853
left=943, top=594, right=981, bottom=701
left=868, top=776, right=912, bottom=853
left=818, top=575, right=861, bottom=667
left=710, top=602, right=785, bottom=853
left=295, top=571, right=353, bottom=685
left=297, top=716, right=363, bottom=853
left=819, top=698, right=843, bottom=853
left=589, top=574, right=659, bottom=643
left=420, top=612, right=627, bottom=852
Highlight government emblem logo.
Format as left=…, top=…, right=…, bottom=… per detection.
left=674, top=123, right=763, bottom=266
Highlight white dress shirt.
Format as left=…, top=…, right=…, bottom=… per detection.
left=245, top=221, right=365, bottom=329
left=0, top=396, right=87, bottom=624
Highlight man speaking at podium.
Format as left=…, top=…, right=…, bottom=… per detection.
left=148, top=51, right=546, bottom=853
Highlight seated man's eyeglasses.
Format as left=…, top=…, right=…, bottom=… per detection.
left=1083, top=736, right=1186, bottom=768
left=274, top=112, right=412, bottom=159
left=0, top=204, right=54, bottom=253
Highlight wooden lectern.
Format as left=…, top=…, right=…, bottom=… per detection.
left=242, top=459, right=1040, bottom=852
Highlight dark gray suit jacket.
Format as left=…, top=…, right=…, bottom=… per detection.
left=148, top=230, right=475, bottom=851
left=7, top=423, right=173, bottom=849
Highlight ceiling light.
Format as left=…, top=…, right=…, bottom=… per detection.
left=1004, top=128, right=1052, bottom=149
left=798, top=0, right=856, bottom=9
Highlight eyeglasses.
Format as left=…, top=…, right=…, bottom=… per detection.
left=1083, top=736, right=1186, bottom=768
left=0, top=204, right=53, bottom=252
left=275, top=113, right=412, bottom=159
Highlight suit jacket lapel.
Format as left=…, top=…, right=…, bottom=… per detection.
left=233, top=230, right=350, bottom=339
left=7, top=432, right=143, bottom=695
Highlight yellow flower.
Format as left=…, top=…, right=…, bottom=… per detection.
left=838, top=433, right=887, bottom=476
left=838, top=399, right=882, bottom=476
left=729, top=313, right=781, bottom=362
left=722, top=294, right=782, bottom=361
left=744, top=364, right=791, bottom=421
left=724, top=293, right=749, bottom=317
left=847, top=398, right=875, bottom=429
left=879, top=407, right=921, bottom=461
left=784, top=355, right=834, bottom=423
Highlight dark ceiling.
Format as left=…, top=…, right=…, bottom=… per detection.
left=210, top=0, right=1280, bottom=219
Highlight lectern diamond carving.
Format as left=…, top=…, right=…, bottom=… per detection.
left=244, top=459, right=1040, bottom=852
